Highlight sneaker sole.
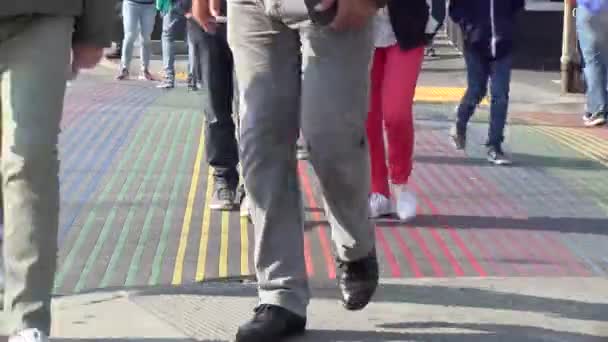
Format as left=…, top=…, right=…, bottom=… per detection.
left=488, top=157, right=512, bottom=166
left=584, top=118, right=607, bottom=127
left=209, top=202, right=238, bottom=211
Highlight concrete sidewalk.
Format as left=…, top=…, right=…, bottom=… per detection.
left=50, top=278, right=608, bottom=341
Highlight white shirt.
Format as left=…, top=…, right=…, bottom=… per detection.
left=373, top=7, right=397, bottom=48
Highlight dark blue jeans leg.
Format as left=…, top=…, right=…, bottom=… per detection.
left=487, top=54, right=512, bottom=147
left=456, top=47, right=490, bottom=134
left=190, top=23, right=239, bottom=188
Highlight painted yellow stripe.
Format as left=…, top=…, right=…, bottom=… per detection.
left=557, top=130, right=608, bottom=162
left=553, top=127, right=608, bottom=159
left=240, top=216, right=249, bottom=275
left=172, top=127, right=206, bottom=285
left=531, top=126, right=608, bottom=213
left=219, top=211, right=230, bottom=277
left=195, top=172, right=215, bottom=281
left=414, top=86, right=489, bottom=105
left=533, top=126, right=608, bottom=168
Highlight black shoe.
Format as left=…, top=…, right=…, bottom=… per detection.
left=105, top=47, right=122, bottom=60
left=337, top=251, right=379, bottom=311
left=487, top=145, right=512, bottom=166
left=209, top=182, right=236, bottom=211
left=449, top=126, right=466, bottom=150
left=187, top=75, right=198, bottom=91
left=235, top=304, right=306, bottom=342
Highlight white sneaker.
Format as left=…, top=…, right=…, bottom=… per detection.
left=9, top=329, right=49, bottom=342
left=369, top=193, right=392, bottom=218
left=392, top=185, right=417, bottom=222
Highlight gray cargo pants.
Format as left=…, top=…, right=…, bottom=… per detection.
left=0, top=15, right=72, bottom=335
left=227, top=0, right=376, bottom=317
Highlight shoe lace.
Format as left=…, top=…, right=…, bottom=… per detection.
left=216, top=187, right=234, bottom=201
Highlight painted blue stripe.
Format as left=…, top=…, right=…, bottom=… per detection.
left=57, top=87, right=159, bottom=244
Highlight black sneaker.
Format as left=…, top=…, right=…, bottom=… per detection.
left=105, top=46, right=122, bottom=60
left=337, top=251, right=379, bottom=311
left=187, top=75, right=198, bottom=91
left=487, top=145, right=512, bottom=166
left=449, top=126, right=466, bottom=150
left=116, top=68, right=129, bottom=81
left=583, top=112, right=606, bottom=127
left=209, top=183, right=236, bottom=211
left=235, top=304, right=306, bottom=342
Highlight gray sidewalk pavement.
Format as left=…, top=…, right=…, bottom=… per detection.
left=50, top=278, right=608, bottom=341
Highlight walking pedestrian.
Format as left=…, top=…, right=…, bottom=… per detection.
left=367, top=0, right=440, bottom=220
left=448, top=0, right=525, bottom=165
left=116, top=0, right=157, bottom=80
left=157, top=0, right=198, bottom=89
left=192, top=0, right=385, bottom=340
left=576, top=0, right=608, bottom=127
left=0, top=1, right=114, bottom=340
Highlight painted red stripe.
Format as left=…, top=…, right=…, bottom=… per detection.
left=420, top=161, right=521, bottom=276
left=376, top=229, right=402, bottom=277
left=408, top=227, right=444, bottom=277
left=541, top=232, right=592, bottom=276
left=452, top=163, right=566, bottom=276
left=391, top=227, right=424, bottom=277
left=304, top=235, right=314, bottom=276
left=407, top=179, right=468, bottom=276
left=415, top=157, right=504, bottom=276
left=299, top=162, right=336, bottom=279
left=422, top=133, right=531, bottom=276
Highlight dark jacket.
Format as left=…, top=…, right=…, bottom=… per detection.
left=0, top=0, right=115, bottom=47
left=449, top=0, right=525, bottom=60
left=387, top=0, right=440, bottom=51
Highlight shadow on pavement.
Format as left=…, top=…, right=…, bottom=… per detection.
left=374, top=214, right=608, bottom=235
left=129, top=281, right=608, bottom=323
left=296, top=325, right=605, bottom=342
left=415, top=153, right=606, bottom=171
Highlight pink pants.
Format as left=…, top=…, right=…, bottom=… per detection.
left=366, top=45, right=424, bottom=197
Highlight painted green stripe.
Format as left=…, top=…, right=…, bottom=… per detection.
left=124, top=112, right=190, bottom=286
left=73, top=115, right=166, bottom=292
left=99, top=112, right=181, bottom=288
left=54, top=114, right=157, bottom=291
left=149, top=114, right=200, bottom=285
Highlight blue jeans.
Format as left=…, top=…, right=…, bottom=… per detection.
left=577, top=5, right=608, bottom=114
left=456, top=47, right=512, bottom=147
left=120, top=1, right=156, bottom=71
left=161, top=7, right=197, bottom=80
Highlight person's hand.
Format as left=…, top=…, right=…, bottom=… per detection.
left=72, top=44, right=103, bottom=70
left=315, top=0, right=377, bottom=30
left=192, top=0, right=221, bottom=32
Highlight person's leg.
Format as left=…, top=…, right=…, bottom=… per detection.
left=487, top=54, right=512, bottom=148
left=106, top=0, right=124, bottom=59
left=577, top=5, right=608, bottom=125
left=382, top=45, right=423, bottom=187
left=381, top=45, right=424, bottom=221
left=299, top=20, right=377, bottom=309
left=366, top=47, right=389, bottom=196
left=159, top=8, right=183, bottom=87
left=196, top=24, right=240, bottom=210
left=228, top=0, right=306, bottom=320
left=485, top=54, right=513, bottom=165
left=366, top=47, right=392, bottom=219
left=452, top=46, right=490, bottom=149
left=186, top=27, right=199, bottom=90
left=119, top=0, right=138, bottom=77
left=0, top=15, right=72, bottom=337
left=139, top=4, right=157, bottom=74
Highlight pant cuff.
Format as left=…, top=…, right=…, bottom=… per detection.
left=258, top=289, right=308, bottom=318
